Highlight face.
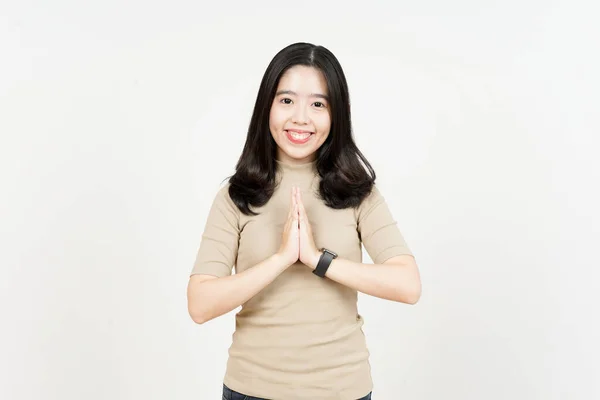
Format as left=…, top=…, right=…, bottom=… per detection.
left=269, top=65, right=332, bottom=164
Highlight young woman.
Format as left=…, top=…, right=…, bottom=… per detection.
left=187, top=42, right=421, bottom=400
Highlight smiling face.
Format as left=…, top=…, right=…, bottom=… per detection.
left=269, top=65, right=332, bottom=164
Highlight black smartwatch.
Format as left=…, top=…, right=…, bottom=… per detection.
left=312, top=248, right=338, bottom=278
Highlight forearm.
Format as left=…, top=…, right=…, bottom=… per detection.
left=188, top=253, right=292, bottom=324
left=311, top=254, right=421, bottom=304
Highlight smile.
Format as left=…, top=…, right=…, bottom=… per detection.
left=285, top=130, right=313, bottom=144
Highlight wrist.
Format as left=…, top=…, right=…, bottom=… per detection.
left=273, top=252, right=295, bottom=269
left=311, top=248, right=338, bottom=278
left=310, top=250, right=323, bottom=270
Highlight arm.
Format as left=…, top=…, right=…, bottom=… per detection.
left=296, top=184, right=421, bottom=304
left=307, top=253, right=421, bottom=304
left=188, top=184, right=301, bottom=324
left=187, top=253, right=293, bottom=324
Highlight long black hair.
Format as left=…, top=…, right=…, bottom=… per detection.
left=227, top=42, right=376, bottom=216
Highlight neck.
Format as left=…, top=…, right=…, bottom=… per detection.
left=275, top=158, right=317, bottom=174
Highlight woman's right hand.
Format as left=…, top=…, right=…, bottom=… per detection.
left=277, top=185, right=300, bottom=267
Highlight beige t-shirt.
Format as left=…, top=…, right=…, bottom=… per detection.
left=191, top=158, right=413, bottom=400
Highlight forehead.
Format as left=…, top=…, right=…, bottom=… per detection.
left=276, top=65, right=328, bottom=94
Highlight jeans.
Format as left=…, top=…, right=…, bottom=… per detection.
left=222, top=383, right=372, bottom=400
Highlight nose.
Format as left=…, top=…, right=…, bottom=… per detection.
left=292, top=104, right=309, bottom=124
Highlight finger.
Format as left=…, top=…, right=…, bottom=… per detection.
left=294, top=186, right=298, bottom=205
left=293, top=203, right=299, bottom=228
left=288, top=186, right=295, bottom=219
left=297, top=191, right=306, bottom=222
left=285, top=191, right=294, bottom=230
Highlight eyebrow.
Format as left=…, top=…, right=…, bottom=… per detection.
left=275, top=90, right=329, bottom=101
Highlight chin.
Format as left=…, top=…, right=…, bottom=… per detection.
left=284, top=147, right=316, bottom=160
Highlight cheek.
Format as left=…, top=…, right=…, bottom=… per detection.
left=315, top=114, right=331, bottom=133
left=269, top=108, right=286, bottom=130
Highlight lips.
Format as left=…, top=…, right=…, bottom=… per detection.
left=285, top=130, right=313, bottom=144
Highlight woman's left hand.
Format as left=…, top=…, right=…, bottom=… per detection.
left=296, top=189, right=321, bottom=270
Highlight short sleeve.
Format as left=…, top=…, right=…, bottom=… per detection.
left=356, top=185, right=413, bottom=264
left=190, top=184, right=240, bottom=277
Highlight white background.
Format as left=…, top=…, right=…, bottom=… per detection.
left=1, top=1, right=599, bottom=399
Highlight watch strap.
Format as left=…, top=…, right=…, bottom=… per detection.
left=312, top=249, right=337, bottom=278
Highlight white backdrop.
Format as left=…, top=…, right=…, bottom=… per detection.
left=1, top=1, right=599, bottom=399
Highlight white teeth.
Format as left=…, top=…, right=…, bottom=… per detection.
left=288, top=131, right=310, bottom=139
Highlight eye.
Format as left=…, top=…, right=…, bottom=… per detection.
left=280, top=98, right=292, bottom=104
left=313, top=102, right=326, bottom=108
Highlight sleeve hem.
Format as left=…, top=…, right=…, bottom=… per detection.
left=374, top=246, right=414, bottom=265
left=190, top=262, right=232, bottom=278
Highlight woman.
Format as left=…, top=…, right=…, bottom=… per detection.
left=187, top=42, right=421, bottom=400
